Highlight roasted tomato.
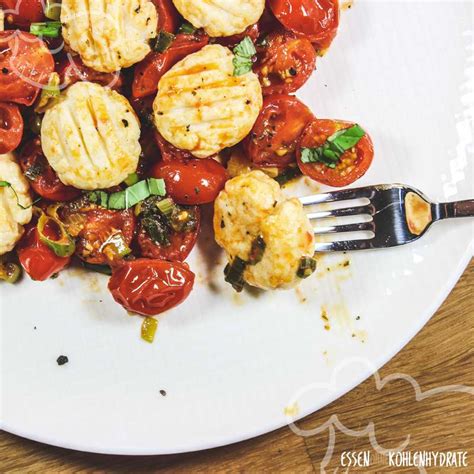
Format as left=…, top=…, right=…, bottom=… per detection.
left=136, top=196, right=200, bottom=261
left=60, top=205, right=136, bottom=265
left=0, top=0, right=45, bottom=29
left=130, top=95, right=155, bottom=128
left=216, top=23, right=260, bottom=49
left=150, top=158, right=227, bottom=205
left=153, top=130, right=194, bottom=161
left=56, top=55, right=124, bottom=91
left=19, top=138, right=81, bottom=201
left=0, top=102, right=23, bottom=154
left=17, top=224, right=70, bottom=281
left=269, top=0, right=339, bottom=51
left=151, top=0, right=180, bottom=33
left=297, top=119, right=374, bottom=187
left=255, top=31, right=316, bottom=95
left=0, top=31, right=55, bottom=106
left=132, top=32, right=209, bottom=98
left=246, top=94, right=314, bottom=168
left=108, top=259, right=195, bottom=316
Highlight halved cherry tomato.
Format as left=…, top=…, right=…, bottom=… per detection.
left=0, top=31, right=55, bottom=106
left=108, top=259, right=195, bottom=316
left=269, top=0, right=339, bottom=51
left=56, top=55, right=124, bottom=91
left=254, top=31, right=316, bottom=95
left=0, top=0, right=45, bottom=29
left=19, top=138, right=81, bottom=201
left=153, top=130, right=194, bottom=161
left=246, top=94, right=314, bottom=168
left=0, top=102, right=23, bottom=154
left=217, top=23, right=260, bottom=49
left=297, top=119, right=374, bottom=187
left=17, top=224, right=70, bottom=281
left=132, top=32, right=209, bottom=98
left=137, top=205, right=200, bottom=261
left=60, top=206, right=136, bottom=265
left=130, top=95, right=155, bottom=128
left=150, top=158, right=227, bottom=205
left=151, top=0, right=180, bottom=33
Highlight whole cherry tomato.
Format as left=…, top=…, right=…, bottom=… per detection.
left=216, top=23, right=260, bottom=49
left=246, top=94, right=314, bottom=168
left=254, top=31, right=316, bottom=95
left=151, top=0, right=180, bottom=33
left=150, top=158, right=227, bottom=205
left=108, top=259, right=195, bottom=316
left=297, top=119, right=374, bottom=187
left=130, top=95, right=155, bottom=127
left=0, top=102, right=23, bottom=154
left=0, top=31, right=55, bottom=106
left=19, top=138, right=81, bottom=201
left=60, top=205, right=136, bottom=265
left=153, top=130, right=195, bottom=161
left=132, top=32, right=209, bottom=98
left=56, top=55, right=124, bottom=91
left=269, top=0, right=339, bottom=51
left=17, top=224, right=70, bottom=281
left=0, top=0, right=45, bottom=29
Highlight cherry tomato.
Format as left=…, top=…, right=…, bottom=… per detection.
left=19, top=138, right=81, bottom=201
left=61, top=206, right=136, bottom=265
left=0, top=31, right=55, bottom=106
left=137, top=205, right=200, bottom=261
left=153, top=130, right=194, bottom=161
left=130, top=95, right=155, bottom=127
left=17, top=224, right=70, bottom=281
left=56, top=55, right=124, bottom=91
left=246, top=94, right=314, bottom=168
left=269, top=0, right=339, bottom=51
left=132, top=32, right=209, bottom=98
left=255, top=31, right=316, bottom=95
left=150, top=158, right=227, bottom=205
left=0, top=0, right=45, bottom=29
left=297, top=119, right=374, bottom=187
left=151, top=0, right=180, bottom=33
left=108, top=259, right=195, bottom=316
left=216, top=23, right=260, bottom=49
left=0, top=102, right=23, bottom=154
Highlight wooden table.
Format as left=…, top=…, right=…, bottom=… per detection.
left=1, top=261, right=472, bottom=472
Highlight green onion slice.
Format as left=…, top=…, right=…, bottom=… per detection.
left=141, top=317, right=159, bottom=343
left=300, top=124, right=366, bottom=168
left=178, top=22, right=197, bottom=34
left=37, top=212, right=76, bottom=258
left=0, top=261, right=22, bottom=284
left=124, top=172, right=139, bottom=187
left=156, top=197, right=174, bottom=217
left=233, top=36, right=256, bottom=76
left=30, top=21, right=61, bottom=38
left=152, top=31, right=176, bottom=53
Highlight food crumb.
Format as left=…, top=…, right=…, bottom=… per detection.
left=159, top=390, right=167, bottom=397
left=56, top=355, right=69, bottom=366
left=33, top=326, right=37, bottom=330
left=283, top=402, right=300, bottom=417
left=356, top=315, right=361, bottom=320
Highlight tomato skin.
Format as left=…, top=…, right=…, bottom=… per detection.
left=0, top=31, right=55, bottom=106
left=17, top=225, right=70, bottom=281
left=150, top=158, right=227, bottom=205
left=151, top=0, right=180, bottom=33
left=0, top=0, right=45, bottom=29
left=0, top=102, right=23, bottom=154
left=137, top=207, right=200, bottom=261
left=255, top=31, right=316, bottom=96
left=216, top=23, right=260, bottom=49
left=246, top=94, right=314, bottom=168
left=56, top=56, right=124, bottom=91
left=297, top=119, right=374, bottom=187
left=153, top=130, right=195, bottom=161
left=132, top=33, right=209, bottom=99
left=269, top=0, right=339, bottom=51
left=19, top=138, right=81, bottom=201
left=108, top=259, right=195, bottom=316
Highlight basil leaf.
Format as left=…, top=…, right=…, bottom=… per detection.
left=328, top=124, right=365, bottom=150
left=30, top=21, right=61, bottom=38
left=233, top=55, right=253, bottom=76
left=234, top=36, right=256, bottom=57
left=147, top=178, right=166, bottom=196
left=179, top=22, right=197, bottom=34
left=152, top=31, right=176, bottom=53
left=233, top=37, right=256, bottom=76
left=108, top=191, right=127, bottom=210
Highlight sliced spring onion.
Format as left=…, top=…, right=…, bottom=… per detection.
left=35, top=72, right=60, bottom=113
left=224, top=257, right=247, bottom=292
left=141, top=317, right=158, bottom=343
left=100, top=232, right=132, bottom=260
left=233, top=37, right=256, bottom=76
left=37, top=212, right=76, bottom=257
left=156, top=198, right=174, bottom=217
left=152, top=31, right=176, bottom=53
left=124, top=172, right=139, bottom=186
left=45, top=0, right=61, bottom=20
left=296, top=256, right=317, bottom=279
left=178, top=22, right=197, bottom=34
left=0, top=262, right=22, bottom=284
left=248, top=236, right=266, bottom=265
left=30, top=21, right=61, bottom=38
left=300, top=124, right=366, bottom=168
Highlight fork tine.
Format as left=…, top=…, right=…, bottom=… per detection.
left=313, top=221, right=375, bottom=235
left=300, top=187, right=373, bottom=206
left=307, top=205, right=374, bottom=220
left=315, top=239, right=374, bottom=252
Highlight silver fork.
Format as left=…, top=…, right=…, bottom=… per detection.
left=300, top=184, right=474, bottom=252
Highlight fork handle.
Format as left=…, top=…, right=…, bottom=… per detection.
left=437, top=199, right=474, bottom=219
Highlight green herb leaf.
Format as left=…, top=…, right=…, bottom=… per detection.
left=30, top=21, right=61, bottom=38
left=234, top=36, right=256, bottom=57
left=108, top=191, right=127, bottom=210
left=178, top=22, right=197, bottom=34
left=0, top=181, right=34, bottom=209
left=147, top=178, right=166, bottom=197
left=124, top=172, right=139, bottom=186
left=152, top=31, right=176, bottom=53
left=233, top=37, right=256, bottom=76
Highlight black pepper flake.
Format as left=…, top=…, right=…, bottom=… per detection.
left=220, top=219, right=225, bottom=229
left=246, top=100, right=251, bottom=105
left=159, top=390, right=167, bottom=397
left=2, top=67, right=9, bottom=74
left=122, top=119, right=129, bottom=127
left=194, top=186, right=200, bottom=194
left=356, top=316, right=361, bottom=320
left=56, top=355, right=69, bottom=366
left=134, top=5, right=141, bottom=13
left=289, top=67, right=297, bottom=76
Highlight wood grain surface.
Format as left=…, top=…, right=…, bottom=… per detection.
left=1, top=260, right=472, bottom=473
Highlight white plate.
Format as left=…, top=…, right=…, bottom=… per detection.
left=1, top=0, right=472, bottom=455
